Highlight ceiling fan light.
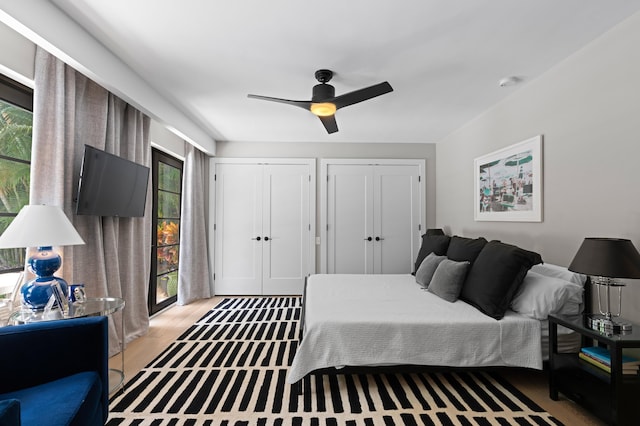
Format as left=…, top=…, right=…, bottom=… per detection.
left=310, top=102, right=336, bottom=117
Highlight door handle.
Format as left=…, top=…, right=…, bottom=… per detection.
left=364, top=236, right=372, bottom=241
left=264, top=236, right=270, bottom=241
left=375, top=236, right=384, bottom=241
left=252, top=236, right=261, bottom=241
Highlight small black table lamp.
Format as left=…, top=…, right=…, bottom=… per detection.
left=568, top=237, right=640, bottom=333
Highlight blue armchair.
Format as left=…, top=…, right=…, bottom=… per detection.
left=0, top=316, right=109, bottom=426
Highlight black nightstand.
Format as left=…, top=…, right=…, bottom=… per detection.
left=549, top=314, right=640, bottom=426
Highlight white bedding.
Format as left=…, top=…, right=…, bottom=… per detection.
left=287, top=273, right=543, bottom=384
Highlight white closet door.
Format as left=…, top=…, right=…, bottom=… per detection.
left=326, top=164, right=374, bottom=274
left=213, top=163, right=263, bottom=295
left=373, top=165, right=421, bottom=274
left=212, top=159, right=315, bottom=295
left=323, top=160, right=424, bottom=275
left=262, top=164, right=310, bottom=295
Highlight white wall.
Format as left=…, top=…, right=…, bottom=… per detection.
left=0, top=21, right=34, bottom=86
left=436, top=12, right=640, bottom=323
left=0, top=22, right=186, bottom=160
left=150, top=121, right=185, bottom=160
left=0, top=1, right=215, bottom=154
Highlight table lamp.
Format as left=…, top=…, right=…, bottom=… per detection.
left=568, top=237, right=640, bottom=333
left=0, top=205, right=85, bottom=310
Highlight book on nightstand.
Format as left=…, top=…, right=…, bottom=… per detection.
left=579, top=347, right=640, bottom=375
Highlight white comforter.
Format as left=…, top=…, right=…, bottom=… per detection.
left=287, top=274, right=542, bottom=384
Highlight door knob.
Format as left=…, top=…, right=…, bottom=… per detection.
left=375, top=236, right=384, bottom=241
left=364, top=237, right=372, bottom=241
left=252, top=236, right=261, bottom=241
left=264, top=236, right=270, bottom=241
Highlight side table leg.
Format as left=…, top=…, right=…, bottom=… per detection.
left=108, top=308, right=126, bottom=395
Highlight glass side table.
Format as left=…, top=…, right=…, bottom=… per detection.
left=8, top=297, right=126, bottom=394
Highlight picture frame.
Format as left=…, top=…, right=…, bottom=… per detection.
left=474, top=135, right=543, bottom=222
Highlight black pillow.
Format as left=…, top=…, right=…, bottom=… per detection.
left=446, top=236, right=488, bottom=264
left=414, top=234, right=451, bottom=274
left=460, top=240, right=543, bottom=319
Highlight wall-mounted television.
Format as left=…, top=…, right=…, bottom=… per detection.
left=75, top=145, right=150, bottom=217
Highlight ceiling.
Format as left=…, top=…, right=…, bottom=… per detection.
left=47, top=0, right=640, bottom=144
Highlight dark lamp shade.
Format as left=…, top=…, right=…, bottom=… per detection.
left=425, top=228, right=445, bottom=236
left=568, top=238, right=640, bottom=279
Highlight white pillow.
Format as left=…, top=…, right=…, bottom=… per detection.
left=530, top=263, right=587, bottom=286
left=511, top=270, right=584, bottom=319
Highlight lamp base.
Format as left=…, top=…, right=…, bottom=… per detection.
left=587, top=314, right=633, bottom=334
left=22, top=246, right=69, bottom=311
left=21, top=276, right=69, bottom=311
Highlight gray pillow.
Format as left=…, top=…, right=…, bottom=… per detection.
left=427, top=259, right=470, bottom=302
left=415, top=253, right=447, bottom=287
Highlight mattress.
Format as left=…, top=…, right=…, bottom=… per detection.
left=540, top=320, right=582, bottom=360
left=288, top=273, right=544, bottom=384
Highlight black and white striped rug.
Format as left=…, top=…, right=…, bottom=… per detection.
left=108, top=297, right=562, bottom=425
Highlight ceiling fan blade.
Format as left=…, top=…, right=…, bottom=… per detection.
left=247, top=94, right=311, bottom=110
left=332, top=82, right=393, bottom=109
left=318, top=115, right=339, bottom=134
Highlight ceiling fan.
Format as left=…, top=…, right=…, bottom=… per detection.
left=247, top=69, right=393, bottom=134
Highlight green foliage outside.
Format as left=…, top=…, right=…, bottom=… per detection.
left=155, top=160, right=182, bottom=302
left=0, top=99, right=32, bottom=271
left=156, top=161, right=181, bottom=271
left=158, top=162, right=181, bottom=193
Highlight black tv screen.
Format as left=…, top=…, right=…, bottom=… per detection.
left=75, top=145, right=150, bottom=217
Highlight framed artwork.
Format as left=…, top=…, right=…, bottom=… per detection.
left=474, top=135, right=543, bottom=222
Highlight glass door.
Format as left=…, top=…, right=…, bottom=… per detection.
left=149, top=148, right=183, bottom=315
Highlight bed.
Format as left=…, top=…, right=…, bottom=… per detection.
left=287, top=236, right=587, bottom=385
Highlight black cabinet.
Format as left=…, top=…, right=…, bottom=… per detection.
left=549, top=314, right=640, bottom=425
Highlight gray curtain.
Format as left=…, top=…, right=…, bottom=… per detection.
left=31, top=47, right=151, bottom=355
left=177, top=142, right=212, bottom=304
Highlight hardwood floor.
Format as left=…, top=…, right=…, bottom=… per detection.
left=109, top=297, right=220, bottom=381
left=109, top=297, right=605, bottom=425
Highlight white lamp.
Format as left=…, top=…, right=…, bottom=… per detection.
left=0, top=205, right=85, bottom=310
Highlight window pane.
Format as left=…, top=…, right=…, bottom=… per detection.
left=157, top=217, right=180, bottom=277
left=158, top=190, right=180, bottom=218
left=157, top=245, right=179, bottom=275
left=157, top=219, right=180, bottom=247
left=158, top=162, right=181, bottom=193
left=0, top=158, right=29, bottom=213
left=0, top=100, right=32, bottom=162
left=0, top=247, right=24, bottom=273
left=155, top=270, right=178, bottom=303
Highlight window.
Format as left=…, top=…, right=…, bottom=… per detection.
left=0, top=74, right=33, bottom=287
left=149, top=148, right=183, bottom=314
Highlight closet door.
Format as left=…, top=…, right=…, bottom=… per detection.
left=213, top=163, right=263, bottom=294
left=373, top=165, right=421, bottom=274
left=262, top=164, right=311, bottom=295
left=326, top=164, right=374, bottom=274
left=212, top=159, right=315, bottom=295
left=323, top=160, right=424, bottom=275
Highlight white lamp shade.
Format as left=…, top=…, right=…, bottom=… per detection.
left=0, top=205, right=85, bottom=248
